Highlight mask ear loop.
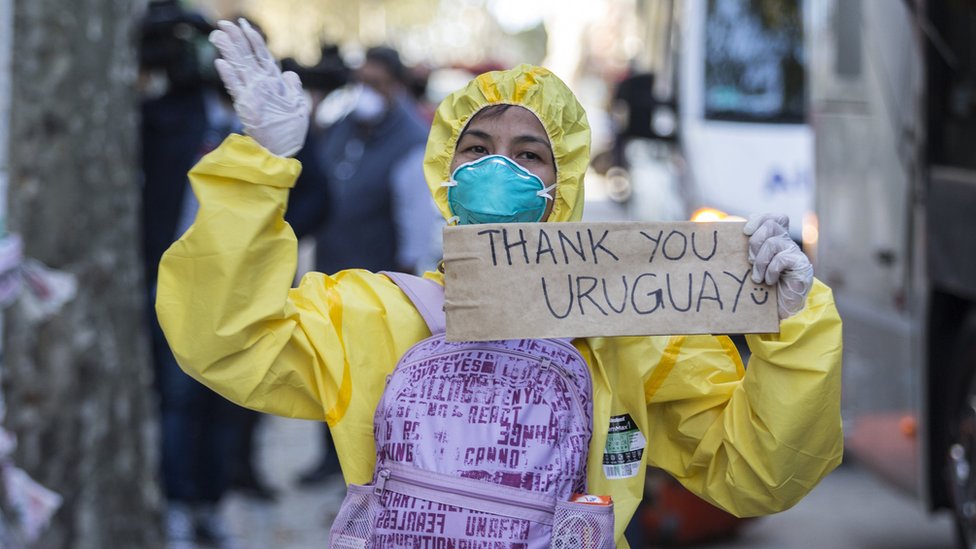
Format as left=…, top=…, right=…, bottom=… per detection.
left=441, top=180, right=461, bottom=225
left=536, top=183, right=557, bottom=201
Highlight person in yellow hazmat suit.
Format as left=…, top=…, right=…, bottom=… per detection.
left=156, top=19, right=842, bottom=547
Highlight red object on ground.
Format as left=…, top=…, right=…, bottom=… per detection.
left=634, top=468, right=755, bottom=546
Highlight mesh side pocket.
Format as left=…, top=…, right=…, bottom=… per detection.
left=551, top=500, right=615, bottom=549
left=327, top=484, right=381, bottom=549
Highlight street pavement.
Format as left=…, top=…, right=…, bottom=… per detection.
left=220, top=414, right=957, bottom=549
left=694, top=462, right=956, bottom=549
left=222, top=415, right=345, bottom=548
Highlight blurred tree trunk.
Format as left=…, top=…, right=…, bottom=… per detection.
left=3, top=0, right=161, bottom=547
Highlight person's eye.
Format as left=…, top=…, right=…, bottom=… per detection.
left=465, top=145, right=488, bottom=155
left=517, top=150, right=544, bottom=162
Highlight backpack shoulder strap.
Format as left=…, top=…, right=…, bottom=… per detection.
left=381, top=271, right=446, bottom=335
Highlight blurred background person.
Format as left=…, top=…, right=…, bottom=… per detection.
left=283, top=45, right=441, bottom=487
left=210, top=42, right=355, bottom=503
left=405, top=62, right=437, bottom=124
left=288, top=44, right=352, bottom=126
left=139, top=3, right=273, bottom=547
left=280, top=44, right=352, bottom=241
left=211, top=19, right=293, bottom=508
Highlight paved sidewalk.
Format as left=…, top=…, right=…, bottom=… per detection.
left=222, top=415, right=344, bottom=549
left=216, top=392, right=959, bottom=549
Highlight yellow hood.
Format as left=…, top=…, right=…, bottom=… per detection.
left=423, top=64, right=591, bottom=223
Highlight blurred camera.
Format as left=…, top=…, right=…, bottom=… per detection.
left=138, top=0, right=217, bottom=96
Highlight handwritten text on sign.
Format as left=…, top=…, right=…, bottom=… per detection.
left=442, top=221, right=779, bottom=341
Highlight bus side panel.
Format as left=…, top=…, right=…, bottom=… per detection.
left=809, top=0, right=926, bottom=497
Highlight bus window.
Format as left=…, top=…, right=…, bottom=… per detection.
left=928, top=1, right=976, bottom=170
left=703, top=0, right=805, bottom=124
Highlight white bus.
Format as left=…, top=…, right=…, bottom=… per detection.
left=679, top=0, right=814, bottom=243
left=811, top=0, right=976, bottom=544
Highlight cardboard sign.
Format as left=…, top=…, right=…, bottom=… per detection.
left=443, top=221, right=779, bottom=341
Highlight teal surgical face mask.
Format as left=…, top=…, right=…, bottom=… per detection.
left=444, top=155, right=556, bottom=225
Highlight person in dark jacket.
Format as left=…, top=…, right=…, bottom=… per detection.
left=286, top=46, right=441, bottom=485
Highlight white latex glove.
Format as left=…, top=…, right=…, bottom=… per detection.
left=208, top=19, right=309, bottom=157
left=743, top=214, right=814, bottom=319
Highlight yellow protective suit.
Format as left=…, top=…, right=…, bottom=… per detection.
left=157, top=64, right=843, bottom=547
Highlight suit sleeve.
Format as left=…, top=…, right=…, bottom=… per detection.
left=644, top=280, right=843, bottom=516
left=155, top=134, right=429, bottom=422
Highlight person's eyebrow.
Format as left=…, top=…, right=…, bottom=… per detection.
left=458, top=129, right=492, bottom=142
left=512, top=134, right=551, bottom=148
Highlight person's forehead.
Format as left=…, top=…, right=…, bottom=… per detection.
left=465, top=106, right=549, bottom=140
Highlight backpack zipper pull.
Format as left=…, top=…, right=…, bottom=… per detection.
left=539, top=356, right=552, bottom=372
left=374, top=469, right=391, bottom=496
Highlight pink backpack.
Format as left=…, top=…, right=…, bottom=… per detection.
left=327, top=273, right=615, bottom=548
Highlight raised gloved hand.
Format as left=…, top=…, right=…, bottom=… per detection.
left=208, top=19, right=309, bottom=157
left=743, top=214, right=814, bottom=319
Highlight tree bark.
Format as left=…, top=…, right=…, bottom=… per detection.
left=3, top=0, right=161, bottom=547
